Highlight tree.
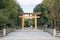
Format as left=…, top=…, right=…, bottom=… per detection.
left=16, top=4, right=23, bottom=27
left=33, top=4, right=48, bottom=26
left=0, top=0, right=23, bottom=28
left=0, top=0, right=7, bottom=9
left=42, top=0, right=60, bottom=29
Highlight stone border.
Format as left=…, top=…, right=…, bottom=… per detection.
left=44, top=28, right=56, bottom=37
left=0, top=27, right=15, bottom=37
left=0, top=30, right=3, bottom=37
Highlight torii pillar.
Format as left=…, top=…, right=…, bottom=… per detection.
left=35, top=14, right=37, bottom=30
left=22, top=15, right=24, bottom=31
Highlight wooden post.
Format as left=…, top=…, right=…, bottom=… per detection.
left=35, top=14, right=37, bottom=30
left=22, top=15, right=24, bottom=31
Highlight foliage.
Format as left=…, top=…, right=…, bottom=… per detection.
left=42, top=0, right=60, bottom=27
left=33, top=0, right=60, bottom=28
left=0, top=0, right=7, bottom=9
left=33, top=4, right=48, bottom=26
left=24, top=19, right=34, bottom=27
left=0, top=0, right=23, bottom=27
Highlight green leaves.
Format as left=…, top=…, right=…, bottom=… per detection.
left=0, top=0, right=7, bottom=9
left=0, top=0, right=23, bottom=27
left=42, top=0, right=60, bottom=26
left=0, top=10, right=8, bottom=24
left=33, top=3, right=48, bottom=26
left=33, top=0, right=60, bottom=26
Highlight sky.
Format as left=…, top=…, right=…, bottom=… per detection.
left=17, top=0, right=43, bottom=12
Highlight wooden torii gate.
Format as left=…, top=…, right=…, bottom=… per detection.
left=19, top=12, right=41, bottom=31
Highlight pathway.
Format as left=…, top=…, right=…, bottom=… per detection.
left=0, top=27, right=59, bottom=40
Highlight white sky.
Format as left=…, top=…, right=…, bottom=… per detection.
left=17, top=0, right=43, bottom=12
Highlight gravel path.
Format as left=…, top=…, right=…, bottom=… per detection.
left=0, top=27, right=60, bottom=40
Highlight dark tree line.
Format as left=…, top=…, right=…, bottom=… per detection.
left=33, top=0, right=60, bottom=29
left=0, top=0, right=23, bottom=29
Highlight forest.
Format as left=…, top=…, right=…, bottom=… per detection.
left=0, top=0, right=23, bottom=29
left=33, top=0, right=60, bottom=30
left=0, top=0, right=60, bottom=30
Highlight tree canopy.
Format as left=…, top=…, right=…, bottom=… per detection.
left=0, top=0, right=23, bottom=27
left=33, top=0, right=60, bottom=29
left=43, top=0, right=60, bottom=27
left=33, top=4, right=48, bottom=26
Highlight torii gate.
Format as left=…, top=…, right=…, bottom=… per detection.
left=19, top=12, right=41, bottom=31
